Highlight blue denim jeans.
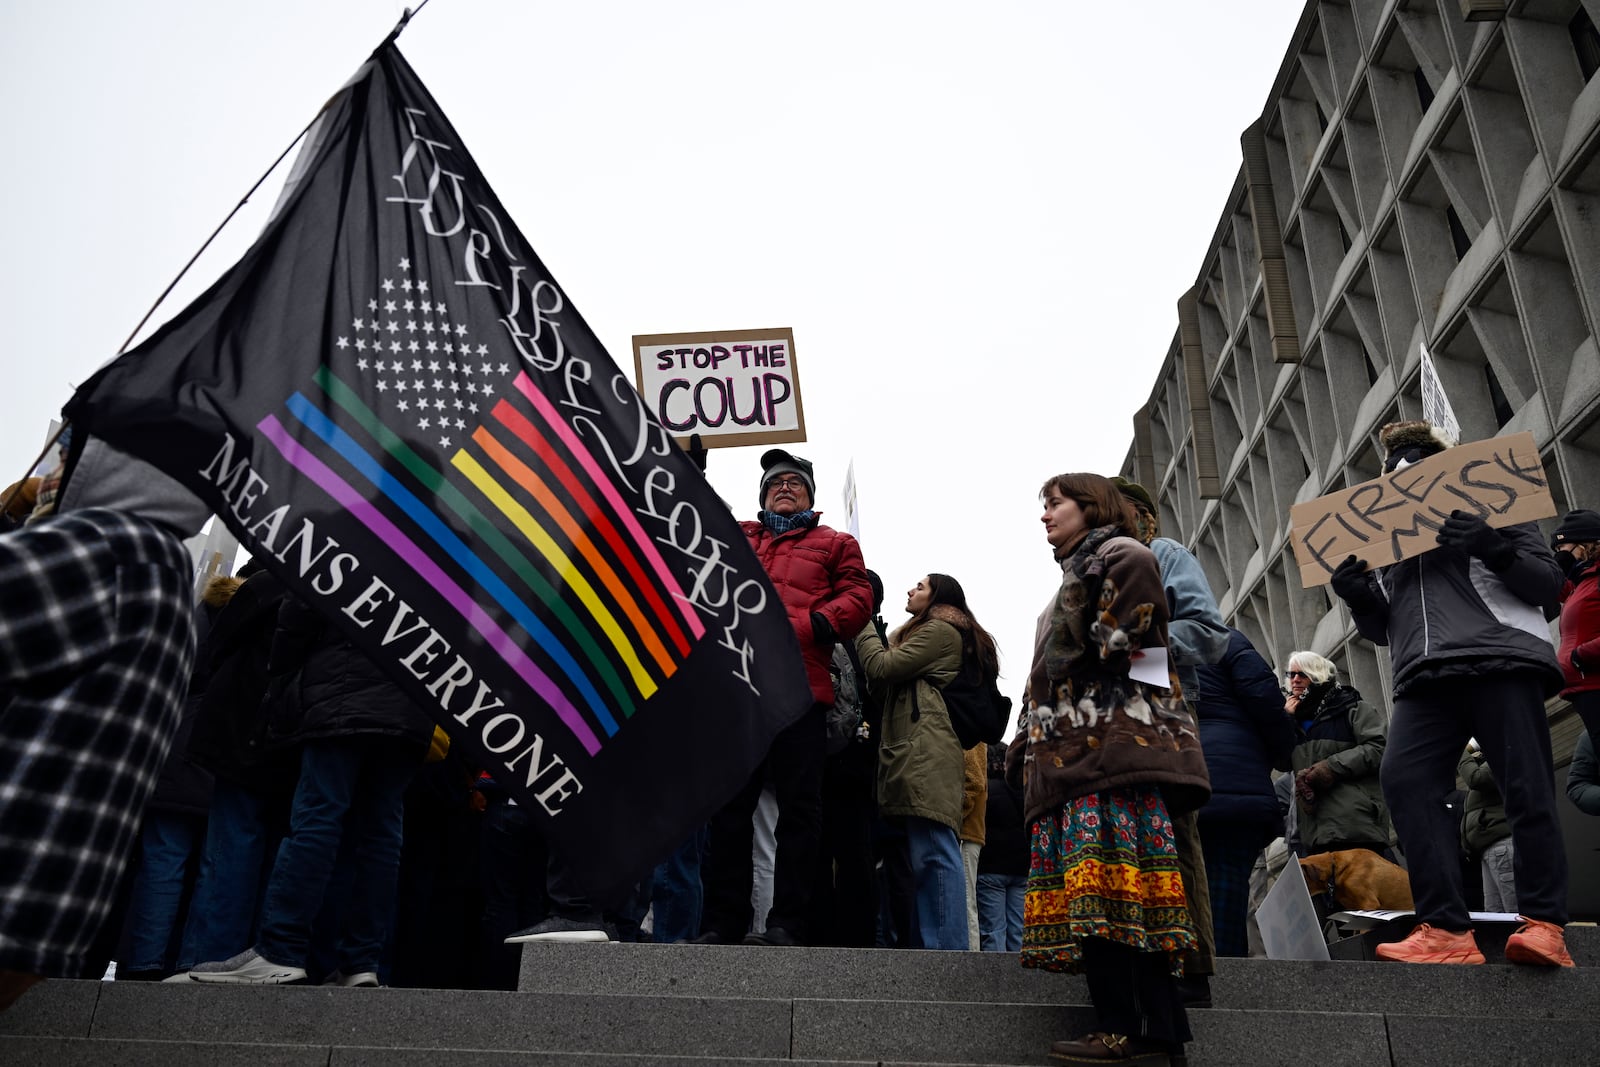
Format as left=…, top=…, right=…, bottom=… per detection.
left=976, top=872, right=1025, bottom=952
left=255, top=739, right=414, bottom=973
left=120, top=811, right=205, bottom=972
left=178, top=779, right=282, bottom=970
left=904, top=817, right=967, bottom=950
left=650, top=826, right=708, bottom=943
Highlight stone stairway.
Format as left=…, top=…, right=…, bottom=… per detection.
left=2, top=929, right=1598, bottom=1065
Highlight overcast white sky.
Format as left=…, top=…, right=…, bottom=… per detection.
left=1, top=0, right=1305, bottom=699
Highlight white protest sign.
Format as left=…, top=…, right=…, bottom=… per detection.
left=1257, top=857, right=1331, bottom=960
left=1419, top=344, right=1460, bottom=447
left=842, top=459, right=861, bottom=542
left=632, top=327, right=806, bottom=449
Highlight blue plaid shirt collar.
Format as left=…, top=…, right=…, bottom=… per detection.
left=759, top=509, right=818, bottom=535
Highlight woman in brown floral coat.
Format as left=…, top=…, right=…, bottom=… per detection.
left=1007, top=473, right=1210, bottom=1066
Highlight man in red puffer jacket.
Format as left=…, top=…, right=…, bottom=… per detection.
left=694, top=449, right=871, bottom=947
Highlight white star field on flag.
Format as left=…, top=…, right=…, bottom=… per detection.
left=334, top=258, right=507, bottom=447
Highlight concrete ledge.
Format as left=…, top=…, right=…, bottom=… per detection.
left=790, top=1000, right=1391, bottom=1067
left=516, top=942, right=1079, bottom=1004
left=0, top=1039, right=1048, bottom=1067
left=0, top=1035, right=327, bottom=1065
left=1210, top=958, right=1596, bottom=1018
left=514, top=943, right=1600, bottom=1020
left=0, top=978, right=99, bottom=1037
left=1386, top=1013, right=1600, bottom=1067
left=338, top=1050, right=1020, bottom=1067
left=792, top=999, right=1094, bottom=1065
left=86, top=985, right=794, bottom=1059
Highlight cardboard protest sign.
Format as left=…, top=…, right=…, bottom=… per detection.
left=632, top=328, right=806, bottom=449
left=1290, top=431, right=1556, bottom=588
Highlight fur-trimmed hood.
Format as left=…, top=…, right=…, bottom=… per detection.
left=1379, top=419, right=1455, bottom=458
left=891, top=602, right=973, bottom=646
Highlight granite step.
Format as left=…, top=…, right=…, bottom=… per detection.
left=0, top=1036, right=1037, bottom=1067
left=6, top=977, right=1600, bottom=1066
left=513, top=940, right=1600, bottom=1019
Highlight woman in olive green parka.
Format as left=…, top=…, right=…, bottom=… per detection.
left=856, top=573, right=998, bottom=951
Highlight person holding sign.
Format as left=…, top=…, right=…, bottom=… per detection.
left=1328, top=421, right=1571, bottom=968
left=694, top=449, right=872, bottom=948
left=1007, top=473, right=1209, bottom=1067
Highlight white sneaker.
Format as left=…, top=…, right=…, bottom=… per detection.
left=326, top=970, right=380, bottom=987
left=503, top=916, right=612, bottom=943
left=187, top=948, right=307, bottom=985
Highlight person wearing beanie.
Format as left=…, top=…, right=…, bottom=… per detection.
left=1553, top=507, right=1600, bottom=752
left=693, top=448, right=872, bottom=947
left=1111, top=476, right=1227, bottom=1006
left=1328, top=421, right=1572, bottom=968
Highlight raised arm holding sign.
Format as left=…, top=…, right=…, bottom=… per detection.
left=632, top=328, right=806, bottom=450
left=1310, top=420, right=1574, bottom=970
left=1288, top=430, right=1555, bottom=589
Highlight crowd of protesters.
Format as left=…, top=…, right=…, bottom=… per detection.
left=3, top=422, right=1599, bottom=1067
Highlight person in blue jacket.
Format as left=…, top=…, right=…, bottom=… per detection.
left=1195, top=629, right=1299, bottom=957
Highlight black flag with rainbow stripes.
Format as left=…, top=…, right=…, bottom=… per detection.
left=65, top=43, right=810, bottom=902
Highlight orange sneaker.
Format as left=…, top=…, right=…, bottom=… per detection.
left=1375, top=923, right=1485, bottom=964
left=1504, top=918, right=1575, bottom=968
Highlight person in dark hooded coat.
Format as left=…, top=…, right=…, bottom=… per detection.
left=1194, top=629, right=1298, bottom=958
left=178, top=593, right=433, bottom=986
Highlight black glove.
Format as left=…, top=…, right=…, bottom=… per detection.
left=810, top=611, right=835, bottom=645
left=1436, top=509, right=1513, bottom=569
left=871, top=614, right=887, bottom=643
left=685, top=433, right=708, bottom=473
left=1330, top=554, right=1380, bottom=611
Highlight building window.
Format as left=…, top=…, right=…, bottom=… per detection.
left=1485, top=363, right=1515, bottom=427
left=1413, top=66, right=1435, bottom=111
left=1446, top=205, right=1472, bottom=260
left=1573, top=7, right=1600, bottom=82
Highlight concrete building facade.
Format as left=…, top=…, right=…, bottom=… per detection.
left=1121, top=0, right=1600, bottom=912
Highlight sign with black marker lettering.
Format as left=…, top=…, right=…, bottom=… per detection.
left=1289, top=431, right=1556, bottom=588
left=631, top=328, right=806, bottom=449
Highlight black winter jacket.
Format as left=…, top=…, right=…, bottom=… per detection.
left=1194, top=629, right=1298, bottom=843
left=187, top=570, right=298, bottom=792
left=148, top=598, right=223, bottom=817
left=977, top=769, right=1029, bottom=878
left=1349, top=521, right=1563, bottom=696
left=264, top=595, right=434, bottom=751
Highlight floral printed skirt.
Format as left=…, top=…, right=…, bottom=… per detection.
left=1020, top=786, right=1195, bottom=975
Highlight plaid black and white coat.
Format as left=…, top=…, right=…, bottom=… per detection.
left=0, top=508, right=196, bottom=977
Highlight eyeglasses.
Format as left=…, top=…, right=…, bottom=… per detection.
left=1285, top=670, right=1310, bottom=680
left=767, top=477, right=807, bottom=491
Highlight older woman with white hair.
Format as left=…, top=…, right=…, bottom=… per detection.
left=1282, top=651, right=1393, bottom=857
